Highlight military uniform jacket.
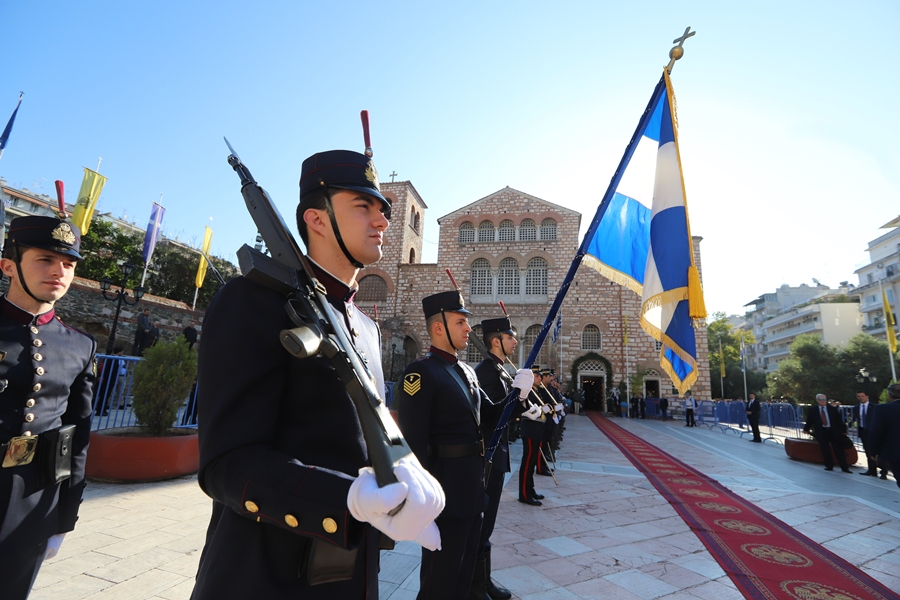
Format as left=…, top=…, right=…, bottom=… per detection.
left=397, top=349, right=497, bottom=518
left=192, top=265, right=385, bottom=599
left=870, top=400, right=900, bottom=461
left=474, top=357, right=521, bottom=474
left=0, top=297, right=96, bottom=546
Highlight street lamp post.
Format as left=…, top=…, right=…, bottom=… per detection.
left=100, top=262, right=145, bottom=355
left=855, top=368, right=877, bottom=399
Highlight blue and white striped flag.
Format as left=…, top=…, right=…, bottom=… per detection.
left=0, top=93, right=23, bottom=161
left=582, top=69, right=705, bottom=395
left=142, top=202, right=166, bottom=264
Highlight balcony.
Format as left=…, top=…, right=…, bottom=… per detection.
left=765, top=320, right=822, bottom=344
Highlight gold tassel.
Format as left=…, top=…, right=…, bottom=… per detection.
left=688, top=266, right=706, bottom=319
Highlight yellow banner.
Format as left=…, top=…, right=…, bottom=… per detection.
left=623, top=314, right=628, bottom=346
left=195, top=226, right=213, bottom=289
left=70, top=168, right=107, bottom=234
left=884, top=289, right=897, bottom=354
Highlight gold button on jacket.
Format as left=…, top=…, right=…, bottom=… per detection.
left=244, top=500, right=259, bottom=513
left=322, top=518, right=338, bottom=534
left=284, top=514, right=299, bottom=528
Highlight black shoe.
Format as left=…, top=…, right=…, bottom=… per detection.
left=841, top=468, right=852, bottom=473
left=881, top=473, right=889, bottom=480
left=824, top=467, right=833, bottom=471
left=518, top=497, right=542, bottom=506
left=860, top=471, right=876, bottom=476
left=532, top=493, right=545, bottom=500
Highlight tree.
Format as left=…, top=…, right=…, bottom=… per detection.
left=768, top=334, right=846, bottom=402
left=77, top=216, right=239, bottom=311
left=706, top=312, right=764, bottom=398
left=838, top=334, right=895, bottom=400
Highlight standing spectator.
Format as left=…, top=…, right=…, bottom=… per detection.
left=853, top=391, right=887, bottom=478
left=182, top=322, right=199, bottom=350
left=144, top=321, right=161, bottom=351
left=747, top=393, right=762, bottom=443
left=869, top=383, right=900, bottom=487
left=660, top=397, right=669, bottom=421
left=639, top=395, right=646, bottom=419
left=132, top=308, right=151, bottom=355
left=572, top=387, right=583, bottom=415
left=804, top=393, right=851, bottom=473
left=620, top=394, right=628, bottom=418
left=684, top=392, right=697, bottom=427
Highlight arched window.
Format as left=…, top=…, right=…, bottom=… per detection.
left=470, top=258, right=492, bottom=296
left=526, top=258, right=547, bottom=295
left=403, top=336, right=418, bottom=366
left=413, top=212, right=421, bottom=232
left=581, top=324, right=601, bottom=350
left=477, top=221, right=495, bottom=242
left=466, top=325, right=483, bottom=364
left=357, top=275, right=387, bottom=302
left=524, top=325, right=548, bottom=369
left=409, top=248, right=416, bottom=263
left=519, top=219, right=537, bottom=241
left=498, top=220, right=515, bottom=241
left=459, top=222, right=475, bottom=243
left=498, top=258, right=520, bottom=295
left=540, top=218, right=557, bottom=240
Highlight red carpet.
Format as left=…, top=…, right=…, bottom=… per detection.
left=587, top=412, right=897, bottom=600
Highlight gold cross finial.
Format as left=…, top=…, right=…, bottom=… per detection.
left=666, top=27, right=696, bottom=74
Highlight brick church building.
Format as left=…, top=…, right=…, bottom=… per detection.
left=357, top=182, right=711, bottom=406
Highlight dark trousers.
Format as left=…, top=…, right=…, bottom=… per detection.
left=890, top=462, right=900, bottom=488
left=519, top=437, right=541, bottom=500
left=478, top=446, right=506, bottom=555
left=749, top=416, right=761, bottom=441
left=418, top=514, right=482, bottom=600
left=660, top=408, right=668, bottom=421
left=0, top=536, right=48, bottom=599
left=536, top=419, right=553, bottom=474
left=817, top=429, right=849, bottom=470
left=685, top=408, right=695, bottom=426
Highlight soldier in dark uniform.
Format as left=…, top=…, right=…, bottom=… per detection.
left=535, top=370, right=559, bottom=477
left=519, top=367, right=547, bottom=504
left=0, top=216, right=96, bottom=599
left=397, top=293, right=528, bottom=600
left=470, top=317, right=534, bottom=600
left=192, top=148, right=443, bottom=599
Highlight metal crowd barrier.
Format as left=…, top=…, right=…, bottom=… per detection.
left=90, top=354, right=199, bottom=431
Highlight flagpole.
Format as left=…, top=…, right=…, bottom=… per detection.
left=880, top=279, right=897, bottom=381
left=741, top=332, right=749, bottom=401
left=719, top=338, right=725, bottom=400
left=624, top=313, right=630, bottom=405
left=192, top=287, right=199, bottom=311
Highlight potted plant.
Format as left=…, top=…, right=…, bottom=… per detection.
left=86, top=337, right=200, bottom=481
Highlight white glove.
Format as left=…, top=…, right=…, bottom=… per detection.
left=541, top=404, right=552, bottom=414
left=554, top=403, right=564, bottom=412
left=45, top=533, right=66, bottom=560
left=414, top=520, right=442, bottom=551
left=347, top=456, right=445, bottom=548
left=552, top=414, right=560, bottom=424
left=512, top=369, right=533, bottom=399
left=523, top=405, right=542, bottom=421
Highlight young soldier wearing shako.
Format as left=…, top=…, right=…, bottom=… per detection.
left=0, top=216, right=96, bottom=599
left=518, top=367, right=548, bottom=505
left=192, top=146, right=443, bottom=599
left=471, top=317, right=536, bottom=600
left=397, top=294, right=532, bottom=599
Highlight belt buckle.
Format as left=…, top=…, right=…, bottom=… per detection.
left=2, top=435, right=38, bottom=468
left=479, top=439, right=485, bottom=457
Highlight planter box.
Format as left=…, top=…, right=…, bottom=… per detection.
left=86, top=427, right=199, bottom=482
left=784, top=437, right=858, bottom=465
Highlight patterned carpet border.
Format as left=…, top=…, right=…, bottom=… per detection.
left=587, top=411, right=897, bottom=600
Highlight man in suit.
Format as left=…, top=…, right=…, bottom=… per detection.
left=192, top=147, right=443, bottom=599
left=746, top=393, right=762, bottom=443
left=869, top=383, right=900, bottom=488
left=0, top=216, right=97, bottom=598
left=659, top=397, right=669, bottom=421
left=804, top=393, right=851, bottom=473
left=397, top=292, right=531, bottom=599
left=853, top=391, right=887, bottom=478
left=684, top=392, right=697, bottom=427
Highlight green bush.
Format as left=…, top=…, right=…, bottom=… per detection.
left=131, top=336, right=198, bottom=436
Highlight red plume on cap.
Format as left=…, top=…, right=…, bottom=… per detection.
left=54, top=180, right=67, bottom=219
left=360, top=110, right=373, bottom=157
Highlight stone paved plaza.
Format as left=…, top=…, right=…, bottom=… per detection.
left=33, top=415, right=900, bottom=599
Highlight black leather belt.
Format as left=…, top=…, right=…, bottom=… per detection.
left=428, top=440, right=484, bottom=458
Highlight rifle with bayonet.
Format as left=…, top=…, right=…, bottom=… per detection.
left=223, top=138, right=411, bottom=504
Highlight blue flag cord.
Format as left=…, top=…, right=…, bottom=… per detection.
left=484, top=74, right=668, bottom=461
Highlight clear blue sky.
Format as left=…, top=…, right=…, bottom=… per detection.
left=1, top=1, right=897, bottom=317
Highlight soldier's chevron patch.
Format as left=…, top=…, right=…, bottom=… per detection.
left=403, top=373, right=421, bottom=396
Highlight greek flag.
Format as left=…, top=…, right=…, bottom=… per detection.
left=582, top=69, right=705, bottom=394
left=142, top=202, right=166, bottom=264
left=0, top=93, right=23, bottom=161
left=551, top=312, right=562, bottom=344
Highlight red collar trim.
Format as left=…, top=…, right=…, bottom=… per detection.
left=0, top=296, right=55, bottom=325
left=429, top=346, right=458, bottom=364
left=308, top=259, right=357, bottom=304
